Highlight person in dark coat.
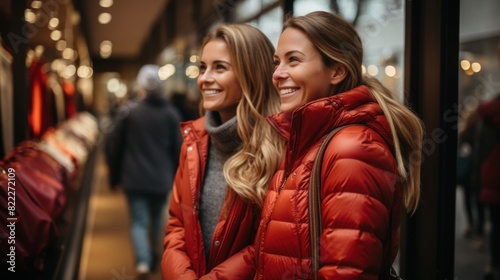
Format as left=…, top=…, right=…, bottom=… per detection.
left=457, top=108, right=486, bottom=242
left=105, top=64, right=183, bottom=277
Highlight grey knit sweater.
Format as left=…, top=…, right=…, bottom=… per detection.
left=200, top=111, right=242, bottom=261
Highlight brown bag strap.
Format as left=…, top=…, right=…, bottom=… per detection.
left=309, top=124, right=359, bottom=279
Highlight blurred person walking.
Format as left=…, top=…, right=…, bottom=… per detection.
left=105, top=64, right=183, bottom=278
left=474, top=94, right=500, bottom=280
left=161, top=24, right=283, bottom=279
left=457, top=108, right=486, bottom=244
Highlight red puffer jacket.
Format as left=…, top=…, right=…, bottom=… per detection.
left=162, top=117, right=260, bottom=279
left=254, top=85, right=403, bottom=279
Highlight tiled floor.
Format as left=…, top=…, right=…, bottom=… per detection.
left=79, top=146, right=492, bottom=280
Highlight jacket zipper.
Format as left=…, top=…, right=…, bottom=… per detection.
left=278, top=171, right=289, bottom=193
left=278, top=127, right=299, bottom=193
left=255, top=121, right=299, bottom=276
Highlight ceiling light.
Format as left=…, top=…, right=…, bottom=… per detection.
left=64, top=65, right=76, bottom=79
left=385, top=65, right=397, bottom=77
left=98, top=12, right=112, bottom=24
left=48, top=18, right=59, bottom=29
left=100, top=40, right=113, bottom=53
left=51, top=59, right=65, bottom=73
left=34, top=45, right=44, bottom=57
left=116, top=83, right=128, bottom=98
left=107, top=78, right=120, bottom=92
left=367, top=65, right=379, bottom=76
left=31, top=1, right=42, bottom=9
left=460, top=60, right=471, bottom=70
left=471, top=62, right=481, bottom=73
left=100, top=41, right=113, bottom=58
left=50, top=30, right=62, bottom=41
left=159, top=64, right=175, bottom=80
left=25, top=9, right=37, bottom=24
left=56, top=40, right=67, bottom=51
left=77, top=65, right=93, bottom=78
left=99, top=0, right=114, bottom=8
left=189, top=55, right=199, bottom=63
left=185, top=66, right=199, bottom=79
left=62, top=48, right=75, bottom=60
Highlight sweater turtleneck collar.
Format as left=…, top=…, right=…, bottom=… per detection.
left=205, top=111, right=241, bottom=156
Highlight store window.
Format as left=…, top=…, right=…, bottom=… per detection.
left=247, top=6, right=283, bottom=47
left=234, top=0, right=266, bottom=21
left=293, top=0, right=331, bottom=15
left=455, top=0, right=500, bottom=279
left=356, top=0, right=405, bottom=97
left=234, top=0, right=282, bottom=47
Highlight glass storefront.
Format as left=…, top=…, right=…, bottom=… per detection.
left=456, top=0, right=500, bottom=278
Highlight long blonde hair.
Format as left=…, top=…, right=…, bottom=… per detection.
left=284, top=11, right=424, bottom=213
left=201, top=24, right=284, bottom=207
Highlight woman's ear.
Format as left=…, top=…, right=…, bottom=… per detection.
left=330, top=64, right=347, bottom=85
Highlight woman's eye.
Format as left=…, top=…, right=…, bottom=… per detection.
left=289, top=56, right=299, bottom=62
left=216, top=64, right=226, bottom=70
left=199, top=65, right=206, bottom=73
left=273, top=60, right=280, bottom=67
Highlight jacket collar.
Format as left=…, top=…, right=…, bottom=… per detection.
left=180, top=116, right=208, bottom=143
left=268, top=85, right=393, bottom=157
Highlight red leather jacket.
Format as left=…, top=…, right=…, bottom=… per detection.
left=253, top=85, right=403, bottom=279
left=162, top=117, right=260, bottom=279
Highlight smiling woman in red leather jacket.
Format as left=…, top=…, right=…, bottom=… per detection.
left=161, top=24, right=283, bottom=279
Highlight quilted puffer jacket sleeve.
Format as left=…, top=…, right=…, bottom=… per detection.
left=318, top=126, right=398, bottom=279
left=162, top=143, right=198, bottom=279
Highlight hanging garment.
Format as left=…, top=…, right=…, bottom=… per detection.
left=28, top=60, right=54, bottom=138
left=63, top=80, right=76, bottom=119
left=0, top=162, right=59, bottom=272
left=0, top=45, right=14, bottom=156
left=47, top=73, right=66, bottom=124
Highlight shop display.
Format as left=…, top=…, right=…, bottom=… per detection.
left=0, top=112, right=99, bottom=274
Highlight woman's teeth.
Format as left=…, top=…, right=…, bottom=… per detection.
left=204, top=90, right=221, bottom=95
left=280, top=88, right=298, bottom=95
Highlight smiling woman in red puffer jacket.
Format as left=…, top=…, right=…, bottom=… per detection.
left=226, top=11, right=424, bottom=279
left=257, top=11, right=423, bottom=279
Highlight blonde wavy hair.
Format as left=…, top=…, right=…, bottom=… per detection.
left=201, top=24, right=284, bottom=207
left=284, top=11, right=424, bottom=214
